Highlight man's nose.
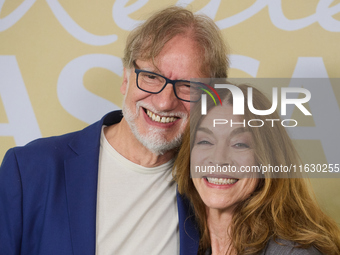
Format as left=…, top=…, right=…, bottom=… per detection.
left=151, top=83, right=179, bottom=111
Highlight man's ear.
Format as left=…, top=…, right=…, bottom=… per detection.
left=121, top=67, right=129, bottom=95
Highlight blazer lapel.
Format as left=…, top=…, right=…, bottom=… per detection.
left=177, top=191, right=200, bottom=255
left=63, top=111, right=123, bottom=255
left=64, top=151, right=98, bottom=255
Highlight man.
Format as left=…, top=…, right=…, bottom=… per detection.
left=0, top=6, right=228, bottom=255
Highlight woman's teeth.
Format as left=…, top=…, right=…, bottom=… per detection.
left=146, top=109, right=177, bottom=123
left=206, top=177, right=238, bottom=185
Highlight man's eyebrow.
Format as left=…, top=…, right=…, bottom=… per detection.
left=134, top=61, right=160, bottom=73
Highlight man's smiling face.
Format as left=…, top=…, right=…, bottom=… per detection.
left=120, top=34, right=205, bottom=155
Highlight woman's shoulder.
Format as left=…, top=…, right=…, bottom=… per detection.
left=259, top=238, right=323, bottom=255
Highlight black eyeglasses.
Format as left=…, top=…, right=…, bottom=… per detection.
left=134, top=68, right=205, bottom=102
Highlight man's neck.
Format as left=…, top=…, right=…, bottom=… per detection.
left=104, top=118, right=175, bottom=168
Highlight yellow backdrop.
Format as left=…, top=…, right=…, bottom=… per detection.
left=1, top=0, right=340, bottom=223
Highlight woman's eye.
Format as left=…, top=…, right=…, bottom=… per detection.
left=233, top=143, right=249, bottom=148
left=197, top=140, right=212, bottom=145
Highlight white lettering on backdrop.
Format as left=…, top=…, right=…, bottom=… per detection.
left=112, top=0, right=147, bottom=31
left=45, top=0, right=118, bottom=45
left=0, top=0, right=36, bottom=32
left=111, top=0, right=340, bottom=32
left=57, top=54, right=122, bottom=124
left=229, top=55, right=260, bottom=77
left=1, top=0, right=340, bottom=38
left=0, top=56, right=42, bottom=145
left=285, top=57, right=340, bottom=165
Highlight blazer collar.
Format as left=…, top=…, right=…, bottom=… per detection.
left=67, top=111, right=123, bottom=155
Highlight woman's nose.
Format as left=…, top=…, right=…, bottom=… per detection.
left=210, top=145, right=232, bottom=166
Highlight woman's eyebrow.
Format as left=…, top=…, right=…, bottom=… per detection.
left=196, top=127, right=213, bottom=135
left=197, top=126, right=249, bottom=139
left=229, top=127, right=248, bottom=137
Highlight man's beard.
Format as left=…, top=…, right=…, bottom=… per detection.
left=122, top=101, right=187, bottom=156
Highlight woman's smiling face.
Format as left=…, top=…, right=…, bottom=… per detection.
left=191, top=104, right=259, bottom=213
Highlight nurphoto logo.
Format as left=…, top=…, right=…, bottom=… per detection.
left=199, top=83, right=312, bottom=128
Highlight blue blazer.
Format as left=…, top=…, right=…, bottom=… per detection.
left=0, top=111, right=199, bottom=255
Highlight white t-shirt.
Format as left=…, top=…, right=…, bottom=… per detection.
left=96, top=128, right=179, bottom=255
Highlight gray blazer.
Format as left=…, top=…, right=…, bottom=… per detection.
left=204, top=238, right=322, bottom=255
left=259, top=238, right=323, bottom=255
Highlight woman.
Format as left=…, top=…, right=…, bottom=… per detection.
left=174, top=84, right=340, bottom=254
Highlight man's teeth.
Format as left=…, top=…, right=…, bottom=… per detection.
left=146, top=109, right=177, bottom=123
left=206, top=177, right=238, bottom=185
